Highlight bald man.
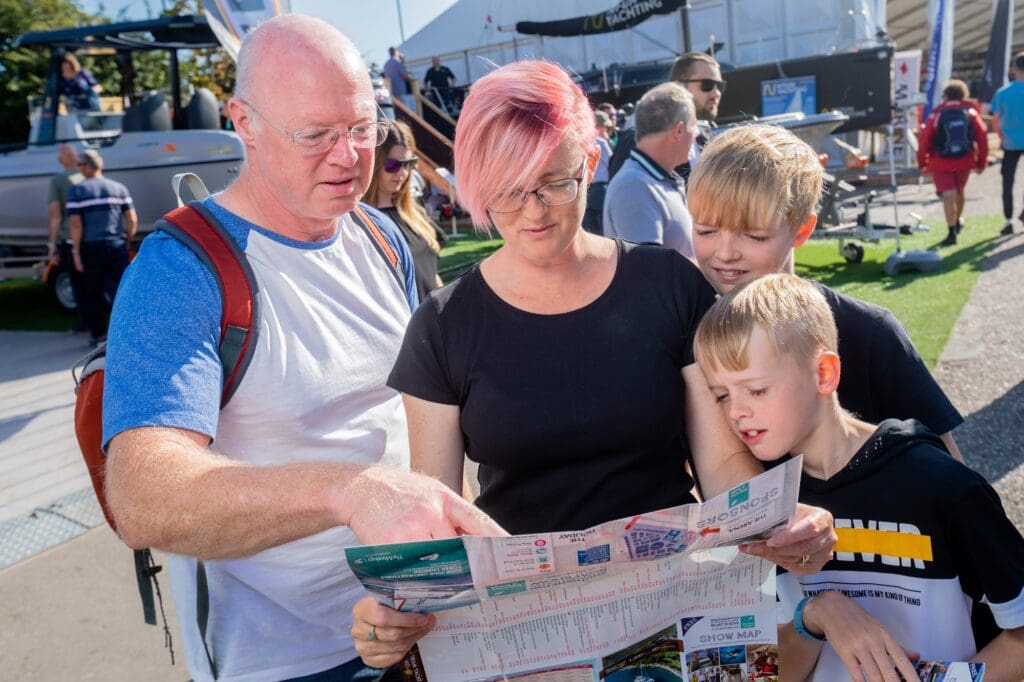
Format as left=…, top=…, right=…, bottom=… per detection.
left=47, top=143, right=84, bottom=329
left=102, top=16, right=503, bottom=682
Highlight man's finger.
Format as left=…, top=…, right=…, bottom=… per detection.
left=448, top=496, right=507, bottom=537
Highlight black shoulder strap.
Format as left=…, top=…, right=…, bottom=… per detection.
left=196, top=560, right=217, bottom=679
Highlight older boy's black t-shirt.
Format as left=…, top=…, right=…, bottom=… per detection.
left=816, top=282, right=963, bottom=436
left=388, top=241, right=715, bottom=534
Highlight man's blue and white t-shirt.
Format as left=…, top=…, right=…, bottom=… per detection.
left=66, top=176, right=133, bottom=244
left=103, top=197, right=417, bottom=682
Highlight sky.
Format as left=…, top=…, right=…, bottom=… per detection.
left=79, top=0, right=459, bottom=69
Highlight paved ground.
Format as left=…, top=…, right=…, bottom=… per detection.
left=1, top=160, right=1021, bottom=680
left=0, top=331, right=185, bottom=679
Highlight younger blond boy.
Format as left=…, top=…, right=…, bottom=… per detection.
left=687, top=125, right=964, bottom=460
left=694, top=274, right=1024, bottom=682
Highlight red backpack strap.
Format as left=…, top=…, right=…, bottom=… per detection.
left=351, top=204, right=406, bottom=295
left=159, top=201, right=260, bottom=406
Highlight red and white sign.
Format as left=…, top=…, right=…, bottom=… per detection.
left=893, top=50, right=924, bottom=109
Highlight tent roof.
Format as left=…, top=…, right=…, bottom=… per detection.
left=886, top=0, right=1023, bottom=55
left=399, top=1, right=1021, bottom=75
left=15, top=15, right=219, bottom=52
left=398, top=0, right=632, bottom=60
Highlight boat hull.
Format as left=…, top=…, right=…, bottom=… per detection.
left=0, top=130, right=243, bottom=249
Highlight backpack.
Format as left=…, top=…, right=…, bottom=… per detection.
left=72, top=191, right=404, bottom=677
left=932, top=107, right=974, bottom=158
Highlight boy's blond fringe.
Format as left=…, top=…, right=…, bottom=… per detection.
left=694, top=273, right=837, bottom=373
left=688, top=124, right=824, bottom=235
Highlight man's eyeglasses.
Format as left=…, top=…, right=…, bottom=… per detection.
left=488, top=161, right=587, bottom=214
left=678, top=78, right=727, bottom=94
left=383, top=157, right=418, bottom=173
left=239, top=100, right=389, bottom=153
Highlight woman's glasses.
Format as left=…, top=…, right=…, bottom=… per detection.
left=383, top=157, right=419, bottom=173
left=678, top=78, right=727, bottom=94
left=488, top=160, right=587, bottom=214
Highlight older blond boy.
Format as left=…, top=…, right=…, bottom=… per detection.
left=694, top=274, right=1024, bottom=682
left=688, top=125, right=964, bottom=460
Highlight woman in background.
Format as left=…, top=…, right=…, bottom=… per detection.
left=366, top=120, right=447, bottom=301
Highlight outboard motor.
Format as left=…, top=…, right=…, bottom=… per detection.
left=122, top=92, right=171, bottom=132
left=185, top=88, right=220, bottom=130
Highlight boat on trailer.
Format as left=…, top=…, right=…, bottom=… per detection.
left=0, top=16, right=243, bottom=306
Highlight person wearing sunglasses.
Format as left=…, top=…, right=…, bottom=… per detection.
left=366, top=120, right=447, bottom=300
left=353, top=59, right=837, bottom=670
left=608, top=52, right=725, bottom=181
left=669, top=52, right=725, bottom=180
left=670, top=52, right=725, bottom=125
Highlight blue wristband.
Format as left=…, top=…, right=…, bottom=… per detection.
left=794, top=595, right=827, bottom=642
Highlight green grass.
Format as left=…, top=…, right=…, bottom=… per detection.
left=0, top=217, right=999, bottom=360
left=0, top=278, right=76, bottom=331
left=0, top=230, right=505, bottom=331
left=438, top=227, right=502, bottom=278
left=795, top=215, right=1003, bottom=368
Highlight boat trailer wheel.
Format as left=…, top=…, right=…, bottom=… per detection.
left=842, top=242, right=865, bottom=264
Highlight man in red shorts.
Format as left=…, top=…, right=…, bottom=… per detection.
left=918, top=79, right=989, bottom=246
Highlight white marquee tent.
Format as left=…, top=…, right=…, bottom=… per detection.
left=397, top=0, right=888, bottom=84
left=397, top=0, right=1018, bottom=85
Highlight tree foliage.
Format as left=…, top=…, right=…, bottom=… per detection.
left=164, top=0, right=236, bottom=101
left=0, top=0, right=235, bottom=145
left=0, top=0, right=97, bottom=144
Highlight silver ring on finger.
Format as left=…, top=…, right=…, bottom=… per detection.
left=369, top=624, right=378, bottom=641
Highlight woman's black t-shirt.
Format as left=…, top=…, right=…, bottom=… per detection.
left=388, top=241, right=716, bottom=534
left=379, top=205, right=445, bottom=303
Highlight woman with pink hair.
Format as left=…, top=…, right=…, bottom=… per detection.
left=351, top=60, right=837, bottom=668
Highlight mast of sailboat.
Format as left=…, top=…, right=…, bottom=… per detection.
left=679, top=1, right=692, bottom=53
left=396, top=0, right=406, bottom=43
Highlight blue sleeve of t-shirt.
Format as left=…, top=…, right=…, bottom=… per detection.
left=360, top=203, right=420, bottom=311
left=102, top=231, right=224, bottom=448
left=992, top=90, right=1003, bottom=117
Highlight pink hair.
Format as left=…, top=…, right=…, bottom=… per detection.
left=454, top=60, right=598, bottom=229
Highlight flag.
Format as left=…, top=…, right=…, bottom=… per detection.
left=977, top=0, right=1013, bottom=103
left=923, top=0, right=955, bottom=119
left=201, top=0, right=291, bottom=41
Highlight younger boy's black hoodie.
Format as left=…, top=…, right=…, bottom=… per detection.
left=777, top=419, right=1024, bottom=681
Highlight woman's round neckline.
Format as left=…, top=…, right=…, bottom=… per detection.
left=474, top=239, right=625, bottom=318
